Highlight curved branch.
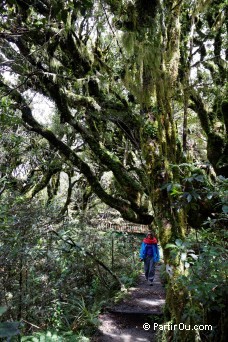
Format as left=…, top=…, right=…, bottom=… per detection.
left=40, top=78, right=145, bottom=198
left=0, top=81, right=153, bottom=223
left=26, top=161, right=61, bottom=199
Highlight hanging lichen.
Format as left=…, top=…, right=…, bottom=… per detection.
left=121, top=31, right=136, bottom=57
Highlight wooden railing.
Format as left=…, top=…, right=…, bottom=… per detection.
left=94, top=221, right=149, bottom=233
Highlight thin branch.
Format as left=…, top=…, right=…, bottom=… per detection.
left=0, top=74, right=32, bottom=98
left=21, top=319, right=41, bottom=330
left=101, top=1, right=123, bottom=54
left=171, top=0, right=183, bottom=12
left=191, top=55, right=223, bottom=68
left=0, top=60, right=15, bottom=66
left=0, top=185, right=6, bottom=196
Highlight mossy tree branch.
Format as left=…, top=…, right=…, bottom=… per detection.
left=27, top=161, right=62, bottom=199
left=190, top=90, right=227, bottom=176
left=0, top=80, right=153, bottom=223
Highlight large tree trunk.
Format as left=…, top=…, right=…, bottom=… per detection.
left=137, top=1, right=191, bottom=337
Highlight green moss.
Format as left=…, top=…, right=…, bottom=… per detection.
left=121, top=32, right=135, bottom=56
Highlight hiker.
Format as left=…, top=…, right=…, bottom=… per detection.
left=139, top=231, right=160, bottom=286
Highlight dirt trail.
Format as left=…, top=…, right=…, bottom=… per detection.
left=92, top=264, right=165, bottom=342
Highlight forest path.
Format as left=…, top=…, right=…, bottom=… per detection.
left=92, top=264, right=165, bottom=342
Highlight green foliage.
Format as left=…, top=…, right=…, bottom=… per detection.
left=21, top=330, right=89, bottom=341
left=0, top=97, right=20, bottom=126
left=160, top=163, right=228, bottom=229
left=143, top=120, right=158, bottom=139
left=72, top=297, right=100, bottom=334
left=0, top=307, right=20, bottom=339
left=120, top=269, right=139, bottom=287
left=163, top=173, right=227, bottom=340
left=165, top=238, right=195, bottom=269
left=165, top=228, right=227, bottom=339
left=0, top=189, right=143, bottom=339
left=179, top=241, right=227, bottom=333
left=0, top=322, right=20, bottom=339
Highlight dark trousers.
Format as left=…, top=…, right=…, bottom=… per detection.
left=144, top=256, right=155, bottom=282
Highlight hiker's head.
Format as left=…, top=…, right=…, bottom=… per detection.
left=147, top=231, right=154, bottom=238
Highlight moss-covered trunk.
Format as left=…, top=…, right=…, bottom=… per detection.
left=138, top=1, right=192, bottom=338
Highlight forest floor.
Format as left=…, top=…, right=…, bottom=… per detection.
left=92, top=264, right=166, bottom=342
